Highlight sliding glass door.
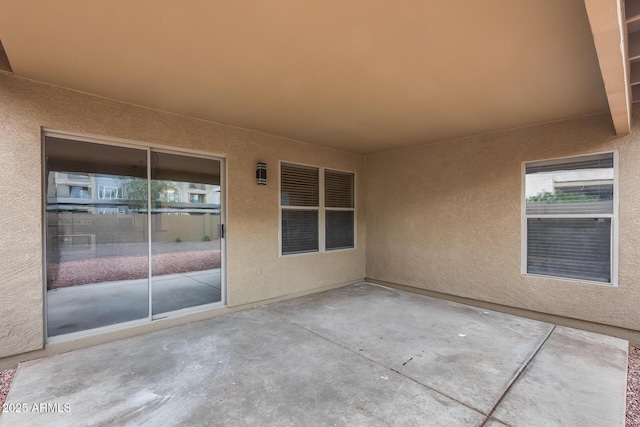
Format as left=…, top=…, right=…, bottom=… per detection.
left=45, top=135, right=224, bottom=339
left=150, top=152, right=222, bottom=315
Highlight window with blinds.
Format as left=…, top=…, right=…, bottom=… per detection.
left=325, top=170, right=354, bottom=250
left=280, top=163, right=355, bottom=255
left=523, top=152, right=617, bottom=284
left=281, top=163, right=319, bottom=254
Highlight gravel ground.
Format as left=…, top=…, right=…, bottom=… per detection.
left=0, top=369, right=15, bottom=415
left=628, top=346, right=640, bottom=427
left=1, top=345, right=638, bottom=420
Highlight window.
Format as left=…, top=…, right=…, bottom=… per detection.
left=280, top=162, right=355, bottom=255
left=98, top=185, right=124, bottom=200
left=163, top=188, right=181, bottom=203
left=69, top=185, right=90, bottom=199
left=523, top=152, right=617, bottom=284
left=190, top=193, right=205, bottom=203
left=325, top=170, right=355, bottom=250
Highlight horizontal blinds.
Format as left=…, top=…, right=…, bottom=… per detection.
left=282, top=209, right=318, bottom=254
left=325, top=170, right=354, bottom=208
left=326, top=210, right=354, bottom=250
left=281, top=163, right=319, bottom=207
left=526, top=153, right=613, bottom=174
left=526, top=200, right=613, bottom=215
left=527, top=218, right=611, bottom=283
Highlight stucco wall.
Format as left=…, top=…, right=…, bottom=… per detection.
left=365, top=111, right=640, bottom=331
left=0, top=73, right=366, bottom=358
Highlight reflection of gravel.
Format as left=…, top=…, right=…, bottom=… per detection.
left=47, top=250, right=221, bottom=288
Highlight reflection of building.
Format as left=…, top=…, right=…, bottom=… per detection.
left=161, top=182, right=221, bottom=205
left=525, top=168, right=614, bottom=200
left=47, top=172, right=221, bottom=214
left=47, top=172, right=93, bottom=199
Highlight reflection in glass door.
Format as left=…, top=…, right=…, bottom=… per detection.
left=44, top=135, right=225, bottom=339
left=45, top=137, right=149, bottom=337
left=150, top=152, right=222, bottom=315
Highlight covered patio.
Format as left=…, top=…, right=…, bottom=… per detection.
left=0, top=283, right=627, bottom=426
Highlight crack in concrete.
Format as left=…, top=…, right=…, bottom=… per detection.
left=402, top=357, right=413, bottom=366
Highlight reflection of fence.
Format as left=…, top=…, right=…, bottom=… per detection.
left=153, top=214, right=221, bottom=242
left=46, top=198, right=221, bottom=213
left=54, top=233, right=96, bottom=254
left=47, top=212, right=221, bottom=247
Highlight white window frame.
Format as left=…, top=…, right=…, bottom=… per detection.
left=98, top=185, right=124, bottom=200
left=521, top=151, right=619, bottom=286
left=278, top=161, right=356, bottom=257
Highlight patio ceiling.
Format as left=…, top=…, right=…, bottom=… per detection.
left=0, top=1, right=629, bottom=154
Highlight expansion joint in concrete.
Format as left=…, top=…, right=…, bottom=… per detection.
left=480, top=324, right=557, bottom=426
left=267, top=307, right=486, bottom=417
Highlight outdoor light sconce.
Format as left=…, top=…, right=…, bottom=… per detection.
left=256, top=162, right=267, bottom=185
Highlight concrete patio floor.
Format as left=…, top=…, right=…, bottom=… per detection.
left=0, top=283, right=628, bottom=426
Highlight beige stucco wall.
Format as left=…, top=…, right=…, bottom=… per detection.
left=366, top=110, right=640, bottom=332
left=0, top=73, right=366, bottom=358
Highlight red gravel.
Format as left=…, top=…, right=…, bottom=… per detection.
left=628, top=346, right=640, bottom=427
left=47, top=250, right=221, bottom=288
left=0, top=369, right=15, bottom=415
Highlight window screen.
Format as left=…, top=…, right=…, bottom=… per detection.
left=282, top=210, right=319, bottom=254
left=527, top=218, right=611, bottom=282
left=326, top=210, right=354, bottom=250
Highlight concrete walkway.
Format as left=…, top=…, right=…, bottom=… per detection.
left=1, top=283, right=628, bottom=426
left=47, top=269, right=222, bottom=336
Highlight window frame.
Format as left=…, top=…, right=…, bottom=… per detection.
left=521, top=151, right=619, bottom=286
left=98, top=185, right=125, bottom=200
left=278, top=160, right=356, bottom=257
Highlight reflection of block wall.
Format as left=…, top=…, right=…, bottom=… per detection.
left=152, top=214, right=221, bottom=242
left=47, top=212, right=221, bottom=246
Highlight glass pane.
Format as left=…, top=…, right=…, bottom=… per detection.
left=150, top=152, right=222, bottom=315
left=45, top=137, right=149, bottom=337
left=525, top=153, right=614, bottom=215
left=527, top=218, right=611, bottom=283
left=282, top=209, right=318, bottom=254
left=281, top=163, right=319, bottom=207
left=325, top=170, right=354, bottom=208
left=326, top=210, right=354, bottom=250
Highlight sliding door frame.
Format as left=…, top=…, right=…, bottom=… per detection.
left=42, top=129, right=227, bottom=344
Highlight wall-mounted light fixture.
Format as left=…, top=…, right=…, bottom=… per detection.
left=256, top=162, right=267, bottom=185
